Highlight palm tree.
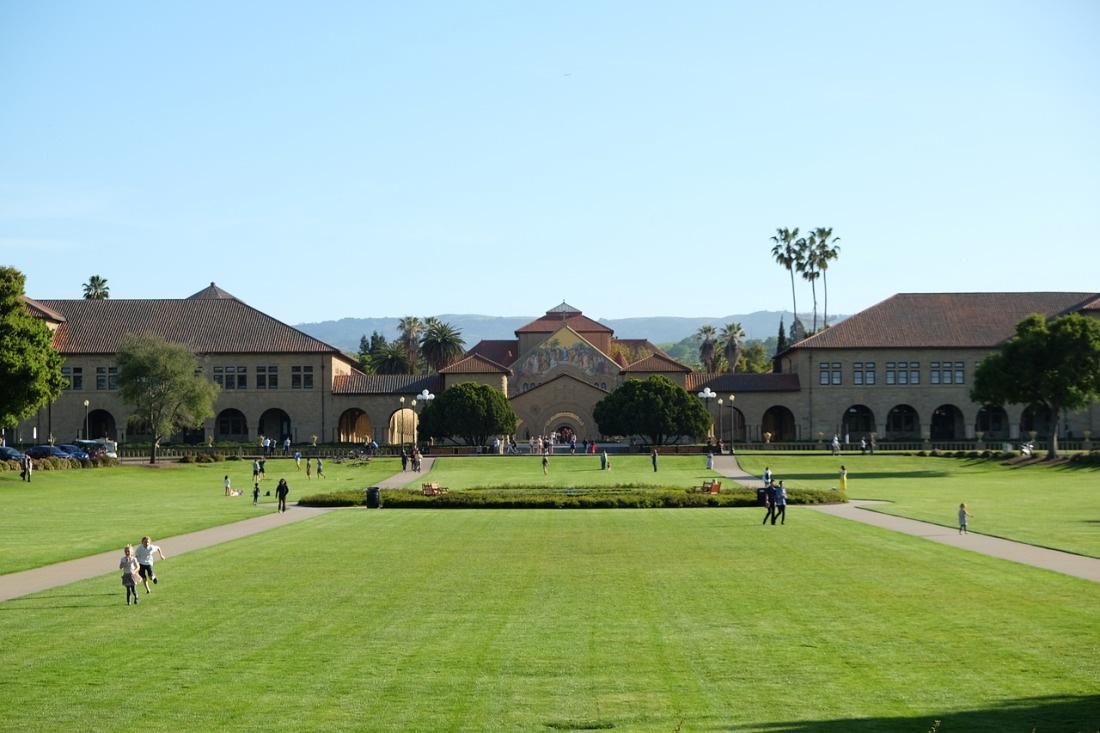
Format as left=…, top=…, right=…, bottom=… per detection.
left=82, top=275, right=109, bottom=300
left=373, top=341, right=412, bottom=375
left=720, top=322, right=745, bottom=373
left=421, top=320, right=466, bottom=372
left=397, top=316, right=424, bottom=373
left=811, top=227, right=841, bottom=328
left=770, top=228, right=801, bottom=321
left=696, top=324, right=717, bottom=372
left=799, top=233, right=822, bottom=332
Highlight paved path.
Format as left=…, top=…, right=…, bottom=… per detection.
left=3, top=455, right=1097, bottom=602
left=712, top=453, right=1100, bottom=583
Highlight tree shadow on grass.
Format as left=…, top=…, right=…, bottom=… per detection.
left=720, top=693, right=1100, bottom=733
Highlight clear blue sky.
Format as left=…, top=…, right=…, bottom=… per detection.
left=2, top=1, right=1098, bottom=326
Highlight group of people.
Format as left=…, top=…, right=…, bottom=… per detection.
left=260, top=436, right=293, bottom=457
left=760, top=467, right=787, bottom=525
left=118, top=536, right=165, bottom=605
left=400, top=447, right=422, bottom=472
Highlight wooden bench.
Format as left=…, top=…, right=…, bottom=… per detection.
left=422, top=482, right=448, bottom=496
left=702, top=480, right=721, bottom=495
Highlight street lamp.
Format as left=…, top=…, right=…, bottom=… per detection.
left=697, top=388, right=716, bottom=443
left=728, top=395, right=736, bottom=450
left=83, top=399, right=90, bottom=439
left=416, top=389, right=435, bottom=450
left=717, top=399, right=724, bottom=446
left=399, top=396, right=405, bottom=446
left=410, top=398, right=417, bottom=447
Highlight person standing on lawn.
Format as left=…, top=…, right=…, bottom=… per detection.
left=252, top=482, right=260, bottom=506
left=542, top=450, right=549, bottom=475
left=120, top=544, right=140, bottom=605
left=839, top=465, right=848, bottom=493
left=276, top=478, right=290, bottom=512
left=133, top=536, right=165, bottom=593
left=651, top=447, right=658, bottom=472
left=315, top=457, right=325, bottom=479
left=224, top=475, right=232, bottom=496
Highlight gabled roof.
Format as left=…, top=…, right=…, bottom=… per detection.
left=465, top=339, right=518, bottom=367
left=332, top=373, right=442, bottom=396
left=440, top=353, right=512, bottom=374
left=187, top=282, right=240, bottom=300
left=686, top=372, right=801, bottom=393
left=622, top=351, right=692, bottom=373
left=36, top=297, right=344, bottom=356
left=793, top=292, right=1100, bottom=350
left=515, top=305, right=612, bottom=335
left=21, top=296, right=66, bottom=323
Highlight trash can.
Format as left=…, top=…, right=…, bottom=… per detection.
left=365, top=486, right=382, bottom=509
left=756, top=488, right=767, bottom=506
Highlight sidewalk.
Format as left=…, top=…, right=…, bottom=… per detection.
left=712, top=453, right=1100, bottom=583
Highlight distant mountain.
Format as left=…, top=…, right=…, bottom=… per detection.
left=295, top=311, right=845, bottom=354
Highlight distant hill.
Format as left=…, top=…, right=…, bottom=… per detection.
left=295, top=311, right=845, bottom=354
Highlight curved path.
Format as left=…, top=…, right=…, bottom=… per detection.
left=2, top=455, right=1097, bottom=602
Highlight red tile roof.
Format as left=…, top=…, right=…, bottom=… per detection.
left=793, top=292, right=1100, bottom=350
left=622, top=352, right=692, bottom=373
left=466, top=339, right=518, bottom=367
left=332, top=373, right=443, bottom=395
left=686, top=372, right=801, bottom=393
left=440, top=353, right=512, bottom=374
left=36, top=298, right=344, bottom=356
left=515, top=313, right=612, bottom=335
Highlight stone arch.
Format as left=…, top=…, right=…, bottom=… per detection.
left=87, top=409, right=117, bottom=441
left=338, top=409, right=372, bottom=443
left=930, top=404, right=965, bottom=440
left=216, top=408, right=249, bottom=441
left=258, top=408, right=292, bottom=443
left=975, top=405, right=1009, bottom=439
left=884, top=404, right=919, bottom=440
left=388, top=408, right=417, bottom=445
left=842, top=404, right=876, bottom=439
left=1020, top=404, right=1054, bottom=439
left=542, top=411, right=585, bottom=441
left=761, top=406, right=797, bottom=442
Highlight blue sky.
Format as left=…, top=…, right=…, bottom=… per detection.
left=2, top=1, right=1097, bottom=327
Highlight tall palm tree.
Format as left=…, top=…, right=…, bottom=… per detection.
left=770, top=228, right=801, bottom=321
left=373, top=341, right=412, bottom=375
left=82, top=275, right=109, bottom=300
left=799, top=233, right=822, bottom=332
left=696, top=324, right=717, bottom=372
left=720, top=322, right=745, bottom=373
left=397, top=316, right=424, bottom=373
left=421, top=320, right=466, bottom=372
left=811, top=227, right=841, bottom=328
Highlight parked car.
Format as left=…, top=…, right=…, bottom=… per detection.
left=24, top=445, right=74, bottom=460
left=0, top=446, right=26, bottom=462
left=73, top=438, right=118, bottom=459
left=57, top=444, right=91, bottom=461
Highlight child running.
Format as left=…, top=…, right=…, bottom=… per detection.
left=958, top=503, right=973, bottom=534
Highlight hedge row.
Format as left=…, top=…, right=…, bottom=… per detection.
left=0, top=457, right=119, bottom=471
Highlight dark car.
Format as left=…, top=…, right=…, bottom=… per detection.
left=0, top=446, right=26, bottom=462
left=57, top=444, right=91, bottom=461
left=25, top=445, right=74, bottom=460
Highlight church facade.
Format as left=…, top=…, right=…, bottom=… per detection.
left=11, top=286, right=1100, bottom=450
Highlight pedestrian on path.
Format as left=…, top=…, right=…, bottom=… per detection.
left=133, top=536, right=165, bottom=593
left=120, top=544, right=140, bottom=605
left=958, top=503, right=973, bottom=534
left=276, top=478, right=290, bottom=512
left=763, top=466, right=772, bottom=485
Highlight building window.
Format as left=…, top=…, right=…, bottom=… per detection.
left=213, top=367, right=224, bottom=387
left=292, top=365, right=314, bottom=390
left=884, top=362, right=895, bottom=385
left=910, top=363, right=920, bottom=385
left=898, top=362, right=909, bottom=385
left=819, top=362, right=830, bottom=385
left=853, top=362, right=864, bottom=386
left=96, top=366, right=117, bottom=390
left=864, top=362, right=875, bottom=385
left=256, top=366, right=278, bottom=390
left=930, top=361, right=940, bottom=385
left=235, top=366, right=247, bottom=389
left=62, top=367, right=84, bottom=390
left=831, top=362, right=842, bottom=385
left=954, top=361, right=965, bottom=385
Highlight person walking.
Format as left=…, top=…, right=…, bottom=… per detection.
left=294, top=450, right=301, bottom=471
left=120, top=544, right=140, bottom=605
left=600, top=450, right=607, bottom=471
left=315, top=457, right=325, bottom=479
left=252, top=481, right=260, bottom=506
left=958, top=503, right=973, bottom=534
left=772, top=481, right=787, bottom=525
left=252, top=459, right=260, bottom=483
left=541, top=451, right=549, bottom=475
left=763, top=466, right=772, bottom=485
left=22, top=454, right=32, bottom=482
left=258, top=458, right=267, bottom=481
left=651, top=447, right=658, bottom=472
left=839, top=465, right=848, bottom=493
left=276, top=478, right=290, bottom=512
left=305, top=458, right=312, bottom=480
left=762, top=480, right=777, bottom=526
left=133, top=536, right=165, bottom=593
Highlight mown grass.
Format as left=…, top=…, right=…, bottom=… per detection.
left=735, top=452, right=1100, bottom=558
left=2, top=509, right=1098, bottom=732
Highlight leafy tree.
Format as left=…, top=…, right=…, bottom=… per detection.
left=417, top=382, right=516, bottom=446
left=810, top=228, right=841, bottom=329
left=593, top=375, right=711, bottom=445
left=0, top=267, right=66, bottom=428
left=357, top=331, right=391, bottom=373
left=695, top=324, right=717, bottom=372
left=116, top=333, right=219, bottom=463
left=397, top=316, right=424, bottom=373
left=372, top=341, right=412, bottom=375
left=82, top=275, right=110, bottom=300
left=971, top=313, right=1100, bottom=459
left=719, top=322, right=745, bottom=373
left=776, top=318, right=789, bottom=355
left=739, top=342, right=772, bottom=374
left=420, top=320, right=466, bottom=372
left=770, top=227, right=803, bottom=321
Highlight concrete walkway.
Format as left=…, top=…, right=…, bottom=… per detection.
left=3, top=454, right=1097, bottom=602
left=712, top=453, right=1100, bottom=583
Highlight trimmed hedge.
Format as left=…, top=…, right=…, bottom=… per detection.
left=299, top=486, right=846, bottom=509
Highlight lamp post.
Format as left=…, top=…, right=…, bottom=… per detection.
left=728, top=395, right=736, bottom=450
left=717, top=399, right=723, bottom=446
left=83, top=399, right=90, bottom=439
left=399, top=396, right=405, bottom=447
left=416, top=389, right=435, bottom=450
left=410, top=399, right=417, bottom=447
left=697, top=388, right=716, bottom=443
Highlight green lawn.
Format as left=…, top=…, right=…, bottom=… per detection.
left=1, top=509, right=1097, bottom=732
left=735, top=452, right=1100, bottom=558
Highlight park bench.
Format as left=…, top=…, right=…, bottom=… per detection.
left=701, top=480, right=721, bottom=495
left=422, top=482, right=448, bottom=496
